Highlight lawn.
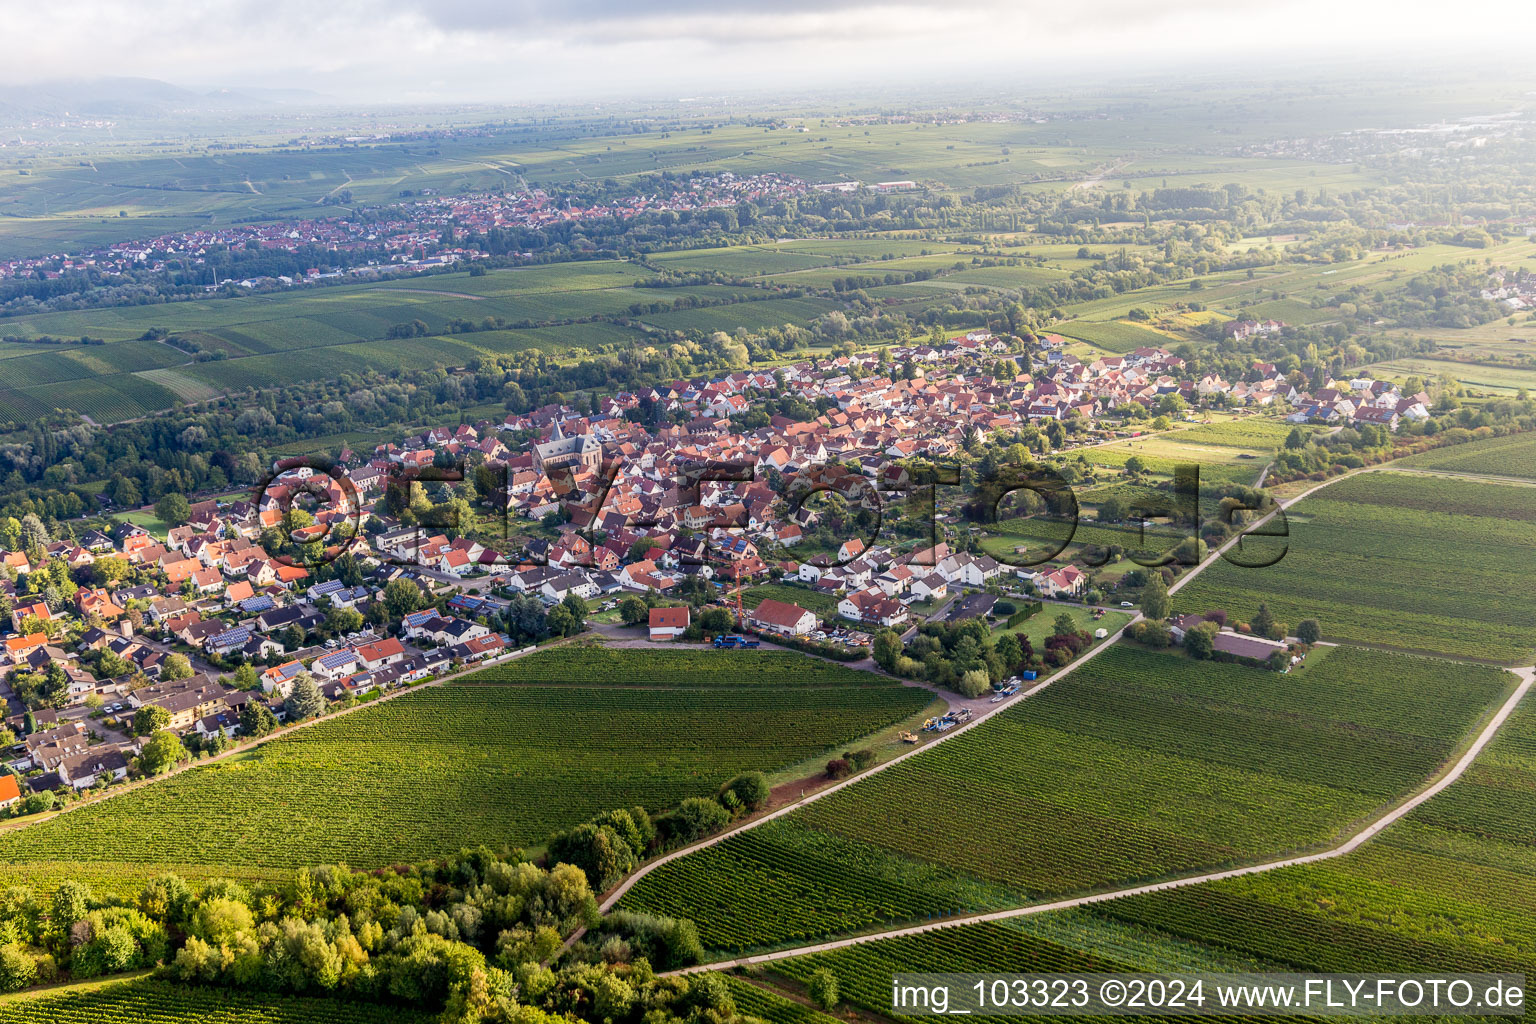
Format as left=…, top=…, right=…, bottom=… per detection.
left=998, top=606, right=1133, bottom=652
left=0, top=649, right=929, bottom=895
left=617, top=643, right=1511, bottom=955
left=1173, top=470, right=1536, bottom=662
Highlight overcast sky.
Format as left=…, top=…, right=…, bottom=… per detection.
left=4, top=0, right=1531, bottom=103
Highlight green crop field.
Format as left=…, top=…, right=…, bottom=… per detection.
left=464, top=645, right=881, bottom=686
left=761, top=681, right=1536, bottom=1024
left=1173, top=470, right=1536, bottom=661
left=1080, top=690, right=1536, bottom=986
left=1054, top=320, right=1176, bottom=354
left=637, top=297, right=838, bottom=332
left=723, top=977, right=843, bottom=1024
left=0, top=978, right=434, bottom=1024
left=648, top=246, right=838, bottom=277
left=1392, top=431, right=1536, bottom=479
left=0, top=652, right=929, bottom=893
left=983, top=514, right=1188, bottom=565
left=0, top=258, right=850, bottom=423
left=617, top=644, right=1510, bottom=954
left=1169, top=418, right=1308, bottom=449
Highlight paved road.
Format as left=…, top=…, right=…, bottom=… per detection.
left=611, top=465, right=1501, bottom=973
left=595, top=609, right=1147, bottom=914
left=661, top=665, right=1535, bottom=975
left=598, top=471, right=1345, bottom=917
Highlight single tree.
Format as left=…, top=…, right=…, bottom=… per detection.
left=559, top=593, right=588, bottom=633
left=238, top=700, right=277, bottom=739
left=283, top=673, right=325, bottom=722
left=1140, top=571, right=1171, bottom=621
left=1252, top=602, right=1277, bottom=639
left=154, top=492, right=191, bottom=527
left=808, top=968, right=840, bottom=1011
left=159, top=653, right=193, bottom=682
left=871, top=628, right=903, bottom=671
left=1185, top=621, right=1218, bottom=660
left=381, top=578, right=426, bottom=619
left=138, top=730, right=187, bottom=776
left=956, top=668, right=991, bottom=698
left=132, top=704, right=171, bottom=737
left=617, top=596, right=649, bottom=627
left=1296, top=618, right=1322, bottom=644
left=51, top=879, right=92, bottom=931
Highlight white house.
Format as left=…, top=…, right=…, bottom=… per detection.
left=748, top=598, right=817, bottom=636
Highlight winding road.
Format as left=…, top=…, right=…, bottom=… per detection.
left=603, top=467, right=1341, bottom=916
left=612, top=465, right=1536, bottom=975
left=663, top=668, right=1532, bottom=975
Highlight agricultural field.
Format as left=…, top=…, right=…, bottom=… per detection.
left=981, top=514, right=1189, bottom=567
left=0, top=258, right=852, bottom=423
left=1082, top=691, right=1536, bottom=985
left=0, top=978, right=434, bottom=1024
left=1055, top=319, right=1179, bottom=353
left=762, top=684, right=1536, bottom=1024
left=636, top=296, right=838, bottom=332
left=1169, top=418, right=1310, bottom=449
left=617, top=644, right=1510, bottom=954
left=1173, top=470, right=1536, bottom=661
left=0, top=652, right=930, bottom=893
left=1362, top=355, right=1536, bottom=396
left=464, top=645, right=882, bottom=686
left=722, top=977, right=843, bottom=1024
left=647, top=245, right=840, bottom=277
left=1391, top=430, right=1536, bottom=479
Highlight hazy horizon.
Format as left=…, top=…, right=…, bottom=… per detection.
left=4, top=0, right=1533, bottom=106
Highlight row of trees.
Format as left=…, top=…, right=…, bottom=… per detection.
left=547, top=773, right=770, bottom=895
left=0, top=837, right=745, bottom=1024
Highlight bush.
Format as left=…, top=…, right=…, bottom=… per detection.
left=844, top=748, right=877, bottom=771
left=1185, top=621, right=1219, bottom=659
left=718, top=772, right=770, bottom=813
left=1128, top=621, right=1171, bottom=648
left=662, top=797, right=730, bottom=845
left=808, top=968, right=840, bottom=1010
left=0, top=944, right=36, bottom=993
left=826, top=758, right=852, bottom=779
left=955, top=668, right=992, bottom=698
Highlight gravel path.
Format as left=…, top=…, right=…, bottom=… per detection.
left=662, top=664, right=1534, bottom=974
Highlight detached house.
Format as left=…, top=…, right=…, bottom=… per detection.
left=647, top=606, right=690, bottom=642
left=747, top=598, right=817, bottom=636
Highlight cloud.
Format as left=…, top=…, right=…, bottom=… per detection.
left=0, top=0, right=1528, bottom=103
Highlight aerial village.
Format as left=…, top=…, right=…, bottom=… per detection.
left=0, top=324, right=1426, bottom=809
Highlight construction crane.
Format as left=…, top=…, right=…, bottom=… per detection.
left=707, top=537, right=747, bottom=630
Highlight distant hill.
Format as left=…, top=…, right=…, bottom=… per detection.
left=0, top=77, right=326, bottom=119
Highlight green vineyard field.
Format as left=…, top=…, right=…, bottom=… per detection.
left=0, top=979, right=434, bottom=1024
left=619, top=645, right=1511, bottom=954
left=1173, top=470, right=1536, bottom=661
left=0, top=668, right=929, bottom=891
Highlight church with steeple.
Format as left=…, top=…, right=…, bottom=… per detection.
left=532, top=418, right=601, bottom=474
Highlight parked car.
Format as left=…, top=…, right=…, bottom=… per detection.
left=1121, top=601, right=1134, bottom=608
